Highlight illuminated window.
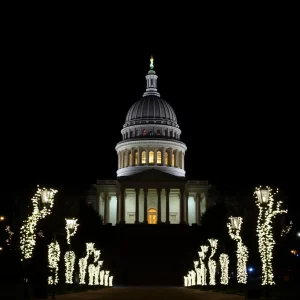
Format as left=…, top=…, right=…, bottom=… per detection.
left=172, top=153, right=175, bottom=166
left=134, top=151, right=138, bottom=165
left=165, top=152, right=169, bottom=165
left=142, top=129, right=147, bottom=135
left=149, top=151, right=154, bottom=164
left=157, top=151, right=162, bottom=164
left=141, top=151, right=146, bottom=164
left=128, top=153, right=132, bottom=166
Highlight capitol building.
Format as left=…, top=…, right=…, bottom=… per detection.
left=87, top=57, right=209, bottom=226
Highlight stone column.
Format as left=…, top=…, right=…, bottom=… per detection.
left=196, top=193, right=200, bottom=225
left=157, top=188, right=162, bottom=223
left=185, top=191, right=189, bottom=225
left=180, top=188, right=185, bottom=224
left=104, top=193, right=110, bottom=224
left=165, top=188, right=170, bottom=224
left=154, top=149, right=157, bottom=165
left=116, top=192, right=120, bottom=223
left=138, top=147, right=141, bottom=165
left=143, top=188, right=148, bottom=223
left=131, top=147, right=134, bottom=166
left=135, top=188, right=140, bottom=224
left=146, top=148, right=149, bottom=164
left=120, top=188, right=126, bottom=224
left=162, top=147, right=165, bottom=166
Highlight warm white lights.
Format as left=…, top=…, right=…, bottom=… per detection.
left=64, top=251, right=76, bottom=284
left=227, top=216, right=249, bottom=284
left=88, top=264, right=96, bottom=285
left=254, top=186, right=287, bottom=285
left=48, top=241, right=60, bottom=285
left=65, top=218, right=79, bottom=245
left=281, top=221, right=293, bottom=237
left=20, top=186, right=57, bottom=260
left=94, top=261, right=103, bottom=285
left=5, top=226, right=14, bottom=246
left=79, top=243, right=95, bottom=284
left=208, top=239, right=218, bottom=285
left=219, top=253, right=229, bottom=285
left=198, top=245, right=209, bottom=286
left=109, top=276, right=113, bottom=286
left=104, top=271, right=110, bottom=286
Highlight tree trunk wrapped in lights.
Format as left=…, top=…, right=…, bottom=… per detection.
left=94, top=261, right=103, bottom=285
left=20, top=187, right=57, bottom=260
left=194, top=261, right=201, bottom=285
left=198, top=245, right=209, bottom=285
left=48, top=241, right=60, bottom=285
left=78, top=243, right=95, bottom=284
left=208, top=239, right=218, bottom=285
left=64, top=218, right=79, bottom=284
left=227, top=216, right=248, bottom=284
left=219, top=253, right=229, bottom=285
left=254, top=186, right=287, bottom=285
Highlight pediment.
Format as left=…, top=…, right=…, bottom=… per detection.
left=118, top=169, right=186, bottom=183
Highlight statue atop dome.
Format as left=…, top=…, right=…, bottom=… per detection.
left=150, top=55, right=154, bottom=70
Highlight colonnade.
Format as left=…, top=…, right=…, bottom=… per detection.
left=118, top=147, right=184, bottom=169
left=100, top=188, right=203, bottom=225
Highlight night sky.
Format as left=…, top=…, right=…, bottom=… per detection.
left=1, top=19, right=291, bottom=223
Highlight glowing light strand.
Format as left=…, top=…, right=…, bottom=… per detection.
left=281, top=221, right=293, bottom=237
left=65, top=218, right=79, bottom=244
left=48, top=241, right=60, bottom=285
left=227, top=217, right=249, bottom=284
left=254, top=186, right=287, bottom=285
left=208, top=239, right=218, bottom=285
left=78, top=243, right=95, bottom=284
left=20, top=187, right=57, bottom=260
left=5, top=226, right=14, bottom=246
left=64, top=251, right=76, bottom=284
left=219, top=253, right=229, bottom=285
left=199, top=245, right=209, bottom=285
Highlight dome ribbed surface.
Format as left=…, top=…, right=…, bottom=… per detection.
left=125, top=96, right=177, bottom=124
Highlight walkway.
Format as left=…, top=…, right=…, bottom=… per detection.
left=50, top=286, right=244, bottom=299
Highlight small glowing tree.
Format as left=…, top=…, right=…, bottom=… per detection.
left=198, top=245, right=209, bottom=285
left=219, top=253, right=229, bottom=285
left=227, top=216, right=249, bottom=284
left=79, top=243, right=95, bottom=284
left=208, top=239, right=218, bottom=285
left=254, top=186, right=287, bottom=285
left=64, top=218, right=79, bottom=284
left=48, top=241, right=61, bottom=285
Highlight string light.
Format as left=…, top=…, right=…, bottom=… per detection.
left=94, top=261, right=103, bottom=285
left=227, top=217, right=249, bottom=284
left=94, top=250, right=101, bottom=263
left=208, top=239, right=218, bottom=285
left=88, top=264, right=96, bottom=285
left=198, top=245, right=209, bottom=285
left=254, top=186, right=287, bottom=285
left=78, top=243, right=95, bottom=284
left=104, top=271, right=110, bottom=286
left=48, top=241, right=60, bottom=285
left=281, top=221, right=293, bottom=237
left=64, top=251, right=76, bottom=284
left=189, top=270, right=196, bottom=285
left=20, top=186, right=57, bottom=260
left=100, top=270, right=105, bottom=285
left=219, top=253, right=229, bottom=285
left=109, top=275, right=113, bottom=286
left=65, top=218, right=79, bottom=244
left=5, top=226, right=14, bottom=246
left=194, top=261, right=201, bottom=285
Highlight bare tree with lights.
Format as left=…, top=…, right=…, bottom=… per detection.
left=227, top=216, right=249, bottom=284
left=254, top=186, right=287, bottom=286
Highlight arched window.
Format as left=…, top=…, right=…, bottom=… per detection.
left=149, top=151, right=154, bottom=164
left=135, top=128, right=139, bottom=136
left=172, top=153, right=175, bottom=166
left=134, top=151, right=138, bottom=165
left=142, top=129, right=147, bottom=135
left=141, top=151, right=146, bottom=164
left=149, top=130, right=153, bottom=136
left=157, top=129, right=161, bottom=135
left=165, top=151, right=169, bottom=165
left=157, top=151, right=162, bottom=164
left=128, top=152, right=132, bottom=166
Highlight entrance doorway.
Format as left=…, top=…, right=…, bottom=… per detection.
left=148, top=208, right=157, bottom=224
